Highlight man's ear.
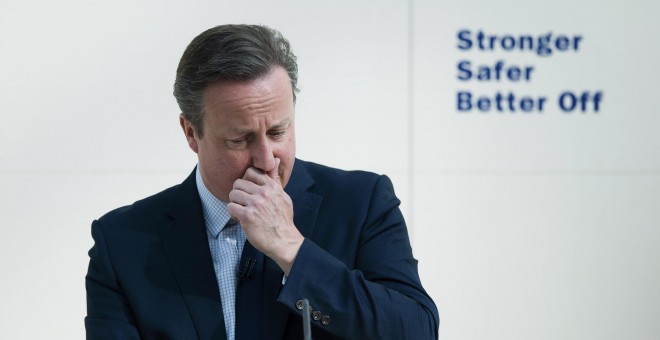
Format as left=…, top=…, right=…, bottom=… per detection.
left=179, top=115, right=199, bottom=153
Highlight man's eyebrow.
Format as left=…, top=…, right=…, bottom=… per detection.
left=269, top=118, right=291, bottom=130
left=227, top=118, right=291, bottom=135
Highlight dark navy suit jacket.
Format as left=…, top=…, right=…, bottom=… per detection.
left=85, top=159, right=439, bottom=339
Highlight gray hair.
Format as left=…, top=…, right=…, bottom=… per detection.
left=173, top=24, right=299, bottom=136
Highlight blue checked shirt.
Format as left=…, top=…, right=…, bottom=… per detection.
left=195, top=167, right=246, bottom=340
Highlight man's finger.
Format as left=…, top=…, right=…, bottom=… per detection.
left=233, top=178, right=261, bottom=193
left=267, top=157, right=281, bottom=179
left=228, top=189, right=251, bottom=206
left=226, top=202, right=246, bottom=222
left=242, top=167, right=269, bottom=185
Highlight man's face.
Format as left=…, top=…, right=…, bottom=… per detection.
left=180, top=66, right=296, bottom=202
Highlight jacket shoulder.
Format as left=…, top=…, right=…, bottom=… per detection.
left=296, top=159, right=382, bottom=191
left=96, top=183, right=182, bottom=230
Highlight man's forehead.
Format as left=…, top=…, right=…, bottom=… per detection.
left=202, top=68, right=293, bottom=111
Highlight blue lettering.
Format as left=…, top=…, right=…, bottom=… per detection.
left=457, top=91, right=472, bottom=111
left=559, top=91, right=603, bottom=112
left=559, top=92, right=577, bottom=112
left=457, top=61, right=472, bottom=80
left=457, top=30, right=472, bottom=50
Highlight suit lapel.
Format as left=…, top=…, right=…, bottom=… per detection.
left=286, top=159, right=323, bottom=240
left=159, top=170, right=226, bottom=340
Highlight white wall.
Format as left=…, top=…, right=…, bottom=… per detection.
left=0, top=0, right=658, bottom=339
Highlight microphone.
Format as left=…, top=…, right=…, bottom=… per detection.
left=237, top=257, right=257, bottom=280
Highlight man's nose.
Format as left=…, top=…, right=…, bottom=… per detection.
left=251, top=138, right=276, bottom=172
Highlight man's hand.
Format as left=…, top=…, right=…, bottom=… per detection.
left=227, top=158, right=304, bottom=275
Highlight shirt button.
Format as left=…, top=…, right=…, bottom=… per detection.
left=296, top=300, right=304, bottom=310
left=312, top=311, right=322, bottom=321
left=321, top=315, right=331, bottom=326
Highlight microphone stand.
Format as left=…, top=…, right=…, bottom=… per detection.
left=302, top=298, right=312, bottom=340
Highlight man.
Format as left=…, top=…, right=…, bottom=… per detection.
left=86, top=24, right=438, bottom=339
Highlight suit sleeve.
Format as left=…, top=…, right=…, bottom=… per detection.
left=278, top=175, right=439, bottom=339
left=85, top=220, right=142, bottom=340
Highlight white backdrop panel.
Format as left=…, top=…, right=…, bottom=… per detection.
left=413, top=0, right=660, bottom=339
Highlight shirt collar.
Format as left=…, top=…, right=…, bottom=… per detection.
left=195, top=166, right=233, bottom=239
